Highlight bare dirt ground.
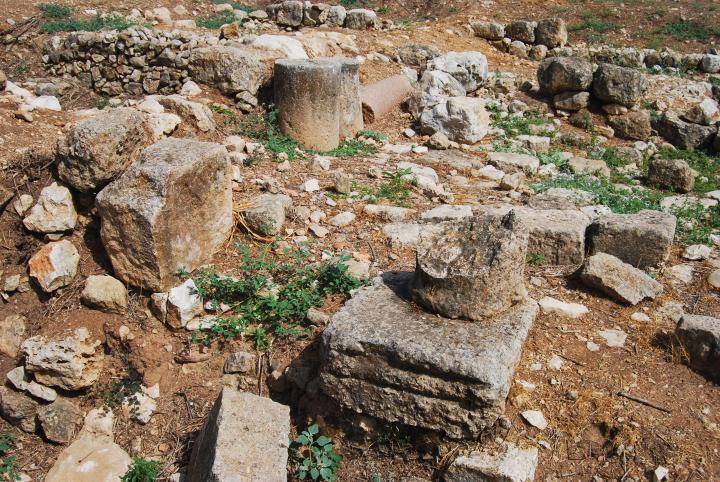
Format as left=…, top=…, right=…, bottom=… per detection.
left=0, top=0, right=719, bottom=481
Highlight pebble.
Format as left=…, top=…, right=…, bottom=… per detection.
left=598, top=329, right=627, bottom=347
left=630, top=312, right=650, bottom=322
left=521, top=410, right=548, bottom=430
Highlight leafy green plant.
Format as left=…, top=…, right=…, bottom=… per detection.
left=104, top=364, right=142, bottom=414
left=41, top=14, right=135, bottom=33
left=186, top=244, right=364, bottom=348
left=121, top=457, right=160, bottom=482
left=237, top=108, right=302, bottom=160
left=196, top=11, right=236, bottom=29
left=654, top=21, right=717, bottom=41
left=0, top=434, right=20, bottom=482
left=489, top=108, right=551, bottom=138
left=322, top=140, right=377, bottom=157
left=358, top=129, right=387, bottom=142
left=38, top=3, right=72, bottom=18
left=212, top=0, right=254, bottom=12
left=210, top=104, right=239, bottom=126
left=569, top=12, right=616, bottom=34
left=95, top=96, right=111, bottom=110
left=354, top=167, right=416, bottom=206
left=291, top=424, right=342, bottom=481
left=526, top=253, right=546, bottom=265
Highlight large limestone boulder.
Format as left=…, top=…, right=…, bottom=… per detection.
left=518, top=208, right=591, bottom=265
left=426, top=52, right=489, bottom=93
left=21, top=328, right=104, bottom=391
left=96, top=138, right=233, bottom=291
left=588, top=210, right=676, bottom=269
left=536, top=18, right=567, bottom=48
left=188, top=45, right=277, bottom=97
left=320, top=272, right=539, bottom=439
left=344, top=9, right=377, bottom=29
left=275, top=0, right=304, bottom=27
left=419, top=96, right=489, bottom=144
left=408, top=70, right=466, bottom=118
left=592, top=64, right=648, bottom=107
left=537, top=57, right=593, bottom=95
left=676, top=314, right=720, bottom=382
left=57, top=108, right=150, bottom=192
left=647, top=158, right=697, bottom=193
left=410, top=211, right=529, bottom=320
left=187, top=388, right=290, bottom=482
left=22, top=182, right=77, bottom=233
left=654, top=111, right=717, bottom=150
left=580, top=253, right=663, bottom=305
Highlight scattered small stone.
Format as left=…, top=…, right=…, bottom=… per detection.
left=539, top=296, right=589, bottom=319
left=28, top=240, right=80, bottom=293
left=684, top=244, right=712, bottom=261
left=223, top=352, right=256, bottom=374
left=521, top=410, right=548, bottom=430
left=599, top=329, right=627, bottom=347
left=81, top=275, right=128, bottom=314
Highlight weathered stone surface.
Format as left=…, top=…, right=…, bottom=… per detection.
left=419, top=96, right=489, bottom=143
left=607, top=110, right=652, bottom=141
left=408, top=70, right=466, bottom=118
left=445, top=443, right=539, bottom=482
left=505, top=21, right=536, bottom=43
left=539, top=296, right=588, bottom=318
left=0, top=315, right=27, bottom=358
left=528, top=187, right=595, bottom=210
left=536, top=18, right=567, bottom=48
left=96, top=138, right=232, bottom=291
left=28, top=240, right=80, bottom=293
left=0, top=70, right=5, bottom=91
left=187, top=388, right=290, bottom=482
left=274, top=58, right=342, bottom=151
left=344, top=9, right=377, bottom=29
left=654, top=111, right=717, bottom=150
left=553, top=91, right=590, bottom=111
left=537, top=57, right=593, bottom=95
left=81, top=275, right=128, bottom=314
left=243, top=193, right=292, bottom=236
left=592, top=64, right=648, bottom=107
left=427, top=52, right=489, bottom=93
left=45, top=410, right=131, bottom=482
left=38, top=398, right=81, bottom=444
left=326, top=5, right=346, bottom=26
left=411, top=212, right=529, bottom=320
left=57, top=108, right=150, bottom=192
left=518, top=208, right=591, bottom=265
left=188, top=45, right=276, bottom=96
left=22, top=182, right=77, bottom=233
left=320, top=272, right=538, bottom=439
left=682, top=98, right=720, bottom=126
left=396, top=44, right=441, bottom=70
left=166, top=279, right=204, bottom=329
left=588, top=210, right=676, bottom=268
left=648, top=158, right=696, bottom=193
left=470, top=21, right=505, bottom=40
left=567, top=156, right=610, bottom=177
left=676, top=314, right=720, bottom=381
left=224, top=352, right=256, bottom=374
left=0, top=386, right=38, bottom=433
left=700, top=54, right=720, bottom=74
left=275, top=1, right=304, bottom=26
left=21, top=328, right=104, bottom=391
left=251, top=34, right=308, bottom=59
left=580, top=253, right=663, bottom=305
left=487, top=151, right=540, bottom=174
left=156, top=95, right=215, bottom=133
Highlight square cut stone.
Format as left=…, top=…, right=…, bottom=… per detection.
left=319, top=272, right=538, bottom=439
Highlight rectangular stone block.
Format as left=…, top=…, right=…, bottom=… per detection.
left=319, top=272, right=538, bottom=439
left=517, top=208, right=591, bottom=265
left=187, top=388, right=290, bottom=482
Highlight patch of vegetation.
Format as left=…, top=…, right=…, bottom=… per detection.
left=531, top=174, right=719, bottom=245
left=290, top=424, right=342, bottom=481
left=373, top=427, right=411, bottom=454
left=104, top=364, right=142, bottom=415
left=656, top=148, right=720, bottom=193
left=94, top=96, right=111, bottom=110
left=41, top=14, right=135, bottom=33
left=121, top=457, right=161, bottom=482
left=322, top=139, right=377, bottom=157
left=0, top=434, right=20, bottom=482
left=488, top=107, right=551, bottom=138
left=38, top=3, right=72, bottom=18
left=340, top=0, right=367, bottom=7
left=569, top=12, right=617, bottom=34
left=526, top=252, right=546, bottom=265
left=537, top=150, right=569, bottom=168
left=354, top=167, right=416, bottom=206
left=210, top=104, right=239, bottom=126
left=358, top=129, right=387, bottom=142
left=237, top=108, right=302, bottom=160
left=196, top=10, right=236, bottom=29
left=654, top=21, right=717, bottom=41
left=212, top=0, right=254, bottom=13
left=185, top=244, right=364, bottom=348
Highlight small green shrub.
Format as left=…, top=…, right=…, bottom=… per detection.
left=654, top=21, right=716, bottom=41
left=291, top=424, right=342, bottom=481
left=526, top=253, right=546, bottom=265
left=489, top=107, right=551, bottom=138
left=104, top=364, right=142, bottom=414
left=358, top=129, right=387, bottom=142
left=185, top=244, right=364, bottom=348
left=121, top=457, right=161, bottom=482
left=322, top=139, right=377, bottom=157
left=38, top=3, right=72, bottom=18
left=569, top=12, right=617, bottom=34
left=0, top=434, right=20, bottom=482
left=237, top=108, right=302, bottom=160
left=353, top=167, right=416, bottom=206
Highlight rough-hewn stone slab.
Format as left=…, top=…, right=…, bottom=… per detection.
left=320, top=272, right=538, bottom=439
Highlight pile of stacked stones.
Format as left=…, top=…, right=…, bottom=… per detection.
left=265, top=1, right=382, bottom=30
left=471, top=18, right=568, bottom=61
left=42, top=28, right=220, bottom=96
